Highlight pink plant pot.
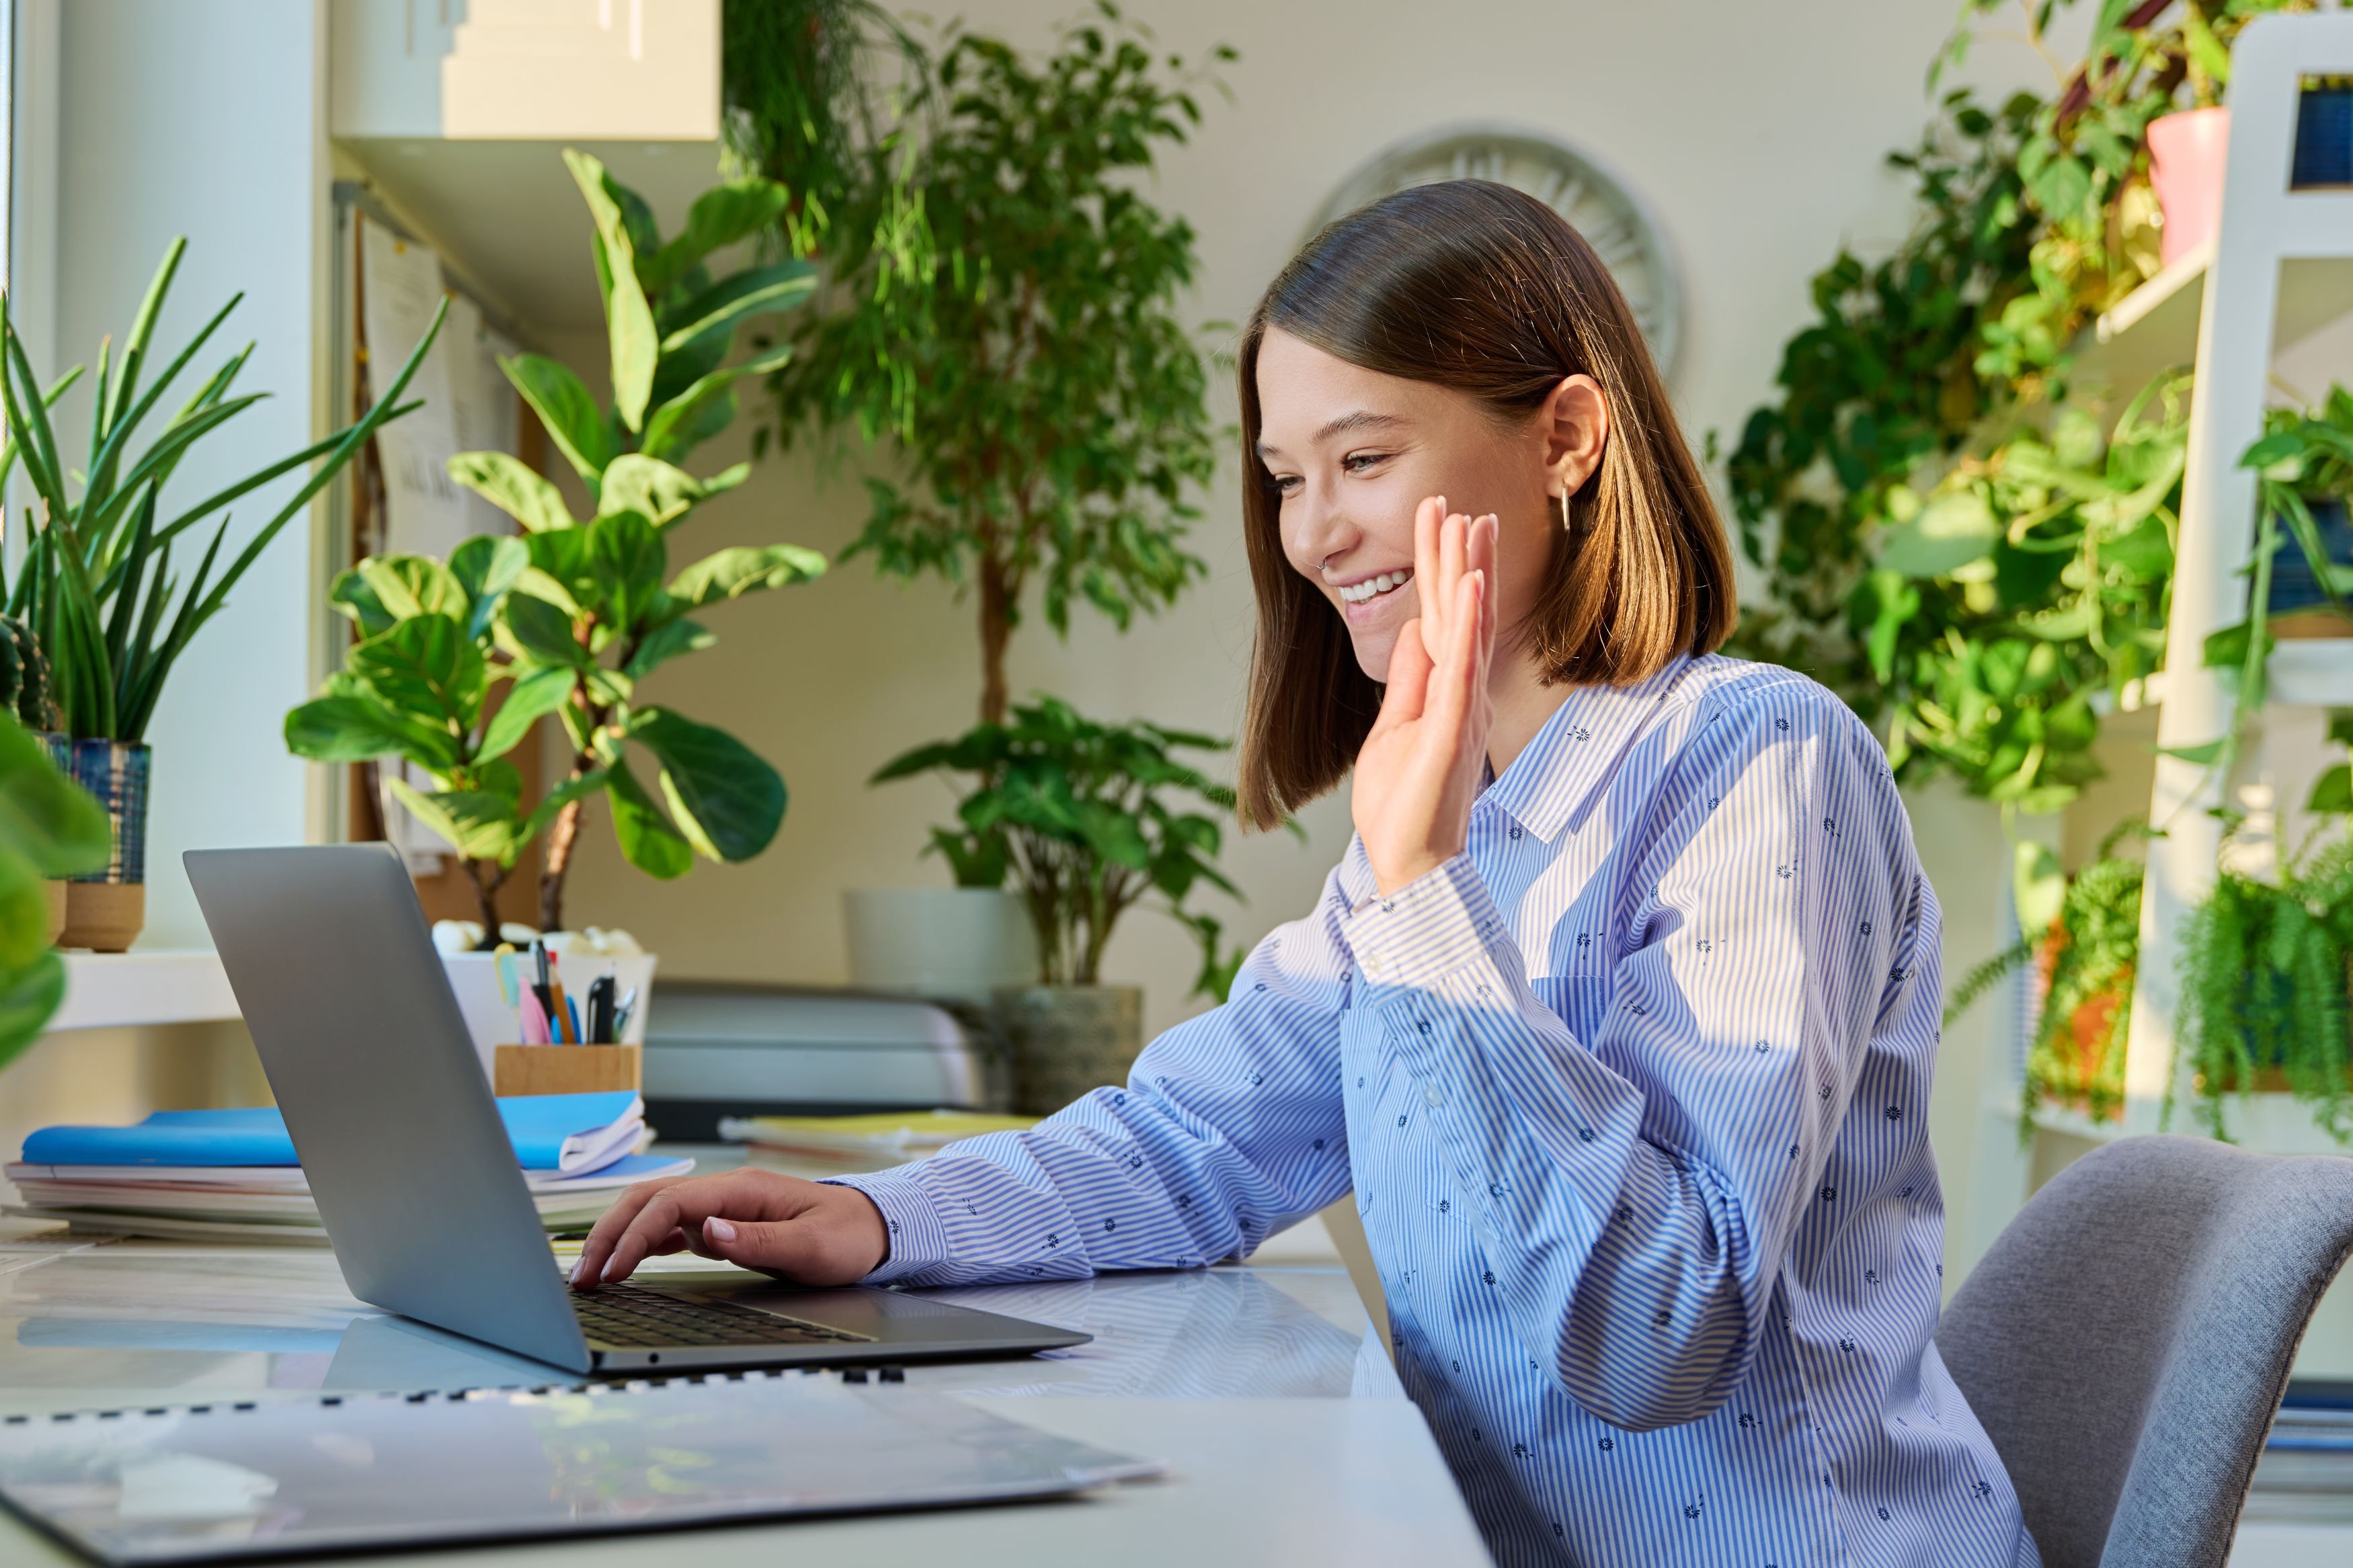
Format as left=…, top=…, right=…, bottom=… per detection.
left=2149, top=106, right=2231, bottom=267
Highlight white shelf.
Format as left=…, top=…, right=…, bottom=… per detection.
left=49, top=951, right=240, bottom=1032
left=2074, top=238, right=2353, bottom=395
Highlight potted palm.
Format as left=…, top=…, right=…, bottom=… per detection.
left=0, top=243, right=442, bottom=950
left=873, top=696, right=1256, bottom=1112
left=287, top=153, right=826, bottom=1067
left=754, top=12, right=1231, bottom=1000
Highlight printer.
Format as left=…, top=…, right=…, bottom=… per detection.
left=640, top=982, right=1009, bottom=1140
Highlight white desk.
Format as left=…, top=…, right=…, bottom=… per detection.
left=0, top=1156, right=1492, bottom=1566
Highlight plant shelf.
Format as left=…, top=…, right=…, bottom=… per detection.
left=48, top=951, right=240, bottom=1032
left=2075, top=238, right=2353, bottom=397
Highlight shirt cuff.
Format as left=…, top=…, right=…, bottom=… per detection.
left=822, top=1165, right=953, bottom=1284
left=1340, top=854, right=1507, bottom=991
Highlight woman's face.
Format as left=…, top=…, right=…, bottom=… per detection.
left=1254, top=327, right=1570, bottom=680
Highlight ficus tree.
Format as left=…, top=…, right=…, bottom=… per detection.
left=764, top=5, right=1230, bottom=723
left=288, top=153, right=828, bottom=934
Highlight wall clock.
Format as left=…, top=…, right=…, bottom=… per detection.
left=1308, top=124, right=1685, bottom=382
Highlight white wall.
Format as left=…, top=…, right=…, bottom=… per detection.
left=543, top=0, right=2069, bottom=1267
left=51, top=0, right=329, bottom=948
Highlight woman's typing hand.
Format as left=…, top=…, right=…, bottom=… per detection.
left=569, top=1168, right=890, bottom=1288
left=1353, top=500, right=1498, bottom=897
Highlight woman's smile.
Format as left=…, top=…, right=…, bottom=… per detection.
left=1334, top=566, right=1417, bottom=620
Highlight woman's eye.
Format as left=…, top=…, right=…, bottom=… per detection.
left=1342, top=452, right=1390, bottom=474
left=1272, top=474, right=1303, bottom=498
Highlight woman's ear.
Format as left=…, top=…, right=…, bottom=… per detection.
left=1544, top=375, right=1610, bottom=505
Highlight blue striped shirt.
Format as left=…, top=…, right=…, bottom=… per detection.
left=836, top=654, right=2038, bottom=1567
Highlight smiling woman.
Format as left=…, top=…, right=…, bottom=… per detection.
left=569, top=179, right=2034, bottom=1568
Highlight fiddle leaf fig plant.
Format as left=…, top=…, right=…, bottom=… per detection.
left=872, top=696, right=1265, bottom=999
left=291, top=153, right=828, bottom=933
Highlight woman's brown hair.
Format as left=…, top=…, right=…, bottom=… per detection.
left=1236, top=179, right=1736, bottom=831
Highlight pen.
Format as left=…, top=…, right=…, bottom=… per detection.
left=549, top=978, right=573, bottom=1043
left=520, top=986, right=551, bottom=1046
left=566, top=995, right=583, bottom=1045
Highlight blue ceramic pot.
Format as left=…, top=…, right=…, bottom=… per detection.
left=50, top=738, right=150, bottom=885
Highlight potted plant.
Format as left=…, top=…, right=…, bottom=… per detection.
left=756, top=9, right=1232, bottom=998
left=286, top=153, right=825, bottom=1063
left=0, top=243, right=442, bottom=950
left=873, top=696, right=1257, bottom=1112
left=1948, top=822, right=2151, bottom=1136
left=0, top=712, right=109, bottom=1065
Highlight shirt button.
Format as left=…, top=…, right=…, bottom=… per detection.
left=1509, top=826, right=1523, bottom=841
left=1423, top=1085, right=1443, bottom=1107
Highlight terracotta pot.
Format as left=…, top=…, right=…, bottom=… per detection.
left=2148, top=106, right=2229, bottom=267
left=994, top=984, right=1143, bottom=1116
left=61, top=882, right=144, bottom=955
left=40, top=881, right=67, bottom=947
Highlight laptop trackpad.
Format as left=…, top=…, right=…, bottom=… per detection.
left=668, top=1272, right=1080, bottom=1344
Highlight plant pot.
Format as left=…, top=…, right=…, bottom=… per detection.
left=439, top=949, right=658, bottom=1083
left=52, top=738, right=149, bottom=952
left=2149, top=106, right=2229, bottom=267
left=40, top=881, right=67, bottom=947
left=994, top=984, right=1143, bottom=1116
left=2294, top=86, right=2353, bottom=189
left=846, top=887, right=1039, bottom=1006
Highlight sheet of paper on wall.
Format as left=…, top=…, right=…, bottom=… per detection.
left=358, top=214, right=469, bottom=563
left=442, top=293, right=524, bottom=538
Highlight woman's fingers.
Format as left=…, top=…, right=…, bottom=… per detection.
left=1373, top=616, right=1435, bottom=737
left=1414, top=498, right=1445, bottom=654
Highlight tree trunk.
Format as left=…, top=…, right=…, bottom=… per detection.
left=539, top=785, right=588, bottom=934
left=465, top=858, right=506, bottom=946
left=978, top=554, right=1012, bottom=725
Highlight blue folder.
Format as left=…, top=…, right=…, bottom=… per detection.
left=21, top=1092, right=641, bottom=1170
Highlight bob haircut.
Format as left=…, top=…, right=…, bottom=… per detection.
left=1236, top=179, right=1737, bottom=831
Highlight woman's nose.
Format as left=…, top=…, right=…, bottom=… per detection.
left=1289, top=481, right=1358, bottom=573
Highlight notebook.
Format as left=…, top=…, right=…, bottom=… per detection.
left=0, top=1377, right=1161, bottom=1564
left=22, top=1094, right=645, bottom=1175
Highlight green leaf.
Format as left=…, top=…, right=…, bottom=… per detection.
left=606, top=758, right=694, bottom=879
left=664, top=543, right=827, bottom=609
left=596, top=455, right=707, bottom=528
left=283, top=694, right=461, bottom=770
left=0, top=947, right=66, bottom=1073
left=348, top=614, right=485, bottom=729
left=588, top=509, right=666, bottom=630
left=358, top=555, right=469, bottom=622
left=448, top=535, right=531, bottom=641
left=0, top=716, right=110, bottom=881
left=520, top=767, right=610, bottom=843
left=564, top=149, right=660, bottom=433
left=477, top=665, right=577, bottom=764
left=2309, top=764, right=2353, bottom=815
left=329, top=567, right=395, bottom=637
left=1876, top=489, right=1999, bottom=578
left=628, top=707, right=784, bottom=862
left=386, top=776, right=528, bottom=865
left=641, top=181, right=794, bottom=296
left=625, top=618, right=715, bottom=679
left=499, top=353, right=617, bottom=485
left=446, top=452, right=573, bottom=532
left=502, top=592, right=586, bottom=669
left=639, top=344, right=793, bottom=463
left=656, top=262, right=816, bottom=356
left=2159, top=739, right=2230, bottom=766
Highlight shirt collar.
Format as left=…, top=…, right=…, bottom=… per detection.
left=1480, top=655, right=1696, bottom=843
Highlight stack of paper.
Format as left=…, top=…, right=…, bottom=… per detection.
left=5, top=1093, right=688, bottom=1245
left=717, top=1110, right=1037, bottom=1162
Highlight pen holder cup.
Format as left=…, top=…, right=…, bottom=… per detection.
left=493, top=1044, right=642, bottom=1098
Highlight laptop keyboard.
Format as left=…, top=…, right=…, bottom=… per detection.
left=570, top=1280, right=875, bottom=1348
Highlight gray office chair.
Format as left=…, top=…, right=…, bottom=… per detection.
left=1936, top=1134, right=2353, bottom=1568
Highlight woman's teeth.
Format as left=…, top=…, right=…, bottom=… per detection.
left=1338, top=570, right=1412, bottom=604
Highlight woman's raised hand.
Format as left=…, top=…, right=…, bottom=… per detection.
left=1353, top=498, right=1498, bottom=897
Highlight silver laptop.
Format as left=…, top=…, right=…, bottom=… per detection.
left=184, top=844, right=1088, bottom=1376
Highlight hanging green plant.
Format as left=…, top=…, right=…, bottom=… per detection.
left=1949, top=819, right=2152, bottom=1138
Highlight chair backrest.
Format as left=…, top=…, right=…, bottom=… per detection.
left=1934, top=1135, right=2353, bottom=1568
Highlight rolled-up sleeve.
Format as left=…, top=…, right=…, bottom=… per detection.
left=1341, top=689, right=1918, bottom=1430
left=828, top=866, right=1358, bottom=1287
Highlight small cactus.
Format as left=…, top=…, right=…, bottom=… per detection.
left=0, top=616, right=61, bottom=731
